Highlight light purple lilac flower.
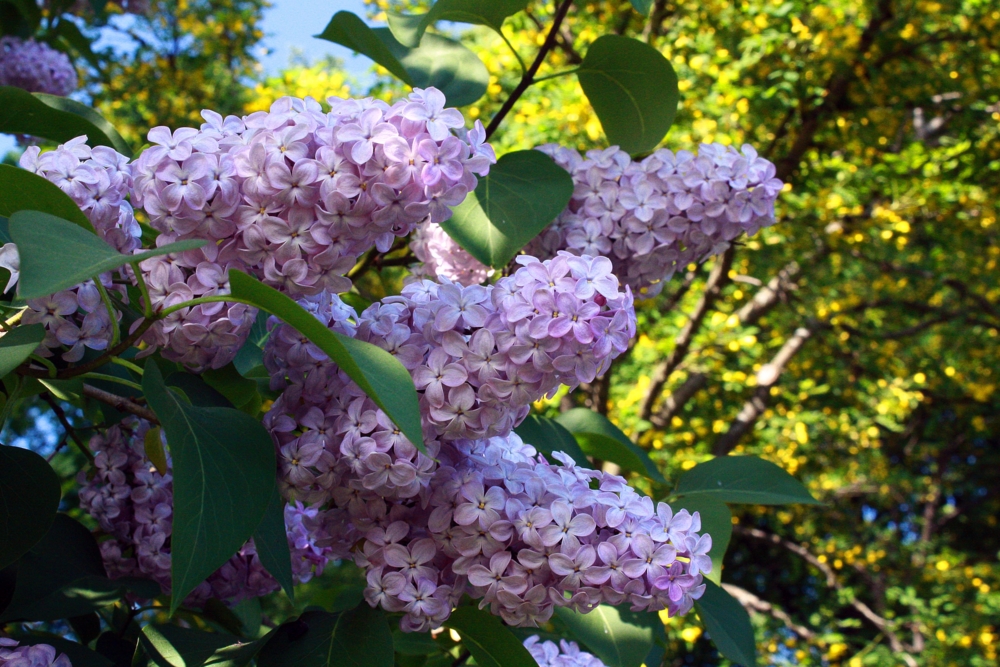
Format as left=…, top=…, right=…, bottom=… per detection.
left=523, top=635, right=606, bottom=667
left=0, top=37, right=77, bottom=96
left=409, top=220, right=491, bottom=286
left=530, top=143, right=783, bottom=298
left=0, top=639, right=72, bottom=667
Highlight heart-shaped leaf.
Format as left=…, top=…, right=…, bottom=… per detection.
left=9, top=210, right=205, bottom=299
left=577, top=35, right=679, bottom=155
left=0, top=444, right=61, bottom=570
left=142, top=361, right=276, bottom=615
left=257, top=604, right=393, bottom=667
left=675, top=455, right=821, bottom=505
left=440, top=150, right=574, bottom=269
left=673, top=495, right=732, bottom=584
left=443, top=606, right=537, bottom=667
left=0, top=324, right=45, bottom=380
left=556, top=408, right=667, bottom=484
left=0, top=87, right=132, bottom=156
left=228, top=269, right=425, bottom=454
left=554, top=604, right=664, bottom=667
left=0, top=165, right=93, bottom=232
left=695, top=580, right=757, bottom=667
left=387, top=0, right=531, bottom=48
left=315, top=11, right=413, bottom=84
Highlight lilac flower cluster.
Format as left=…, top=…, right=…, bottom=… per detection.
left=530, top=143, right=783, bottom=297
left=127, top=88, right=492, bottom=370
left=299, top=432, right=710, bottom=632
left=0, top=37, right=77, bottom=96
left=264, top=253, right=634, bottom=506
left=0, top=639, right=71, bottom=667
left=409, top=220, right=491, bottom=286
left=78, top=417, right=335, bottom=605
left=9, top=138, right=140, bottom=361
left=524, top=636, right=606, bottom=667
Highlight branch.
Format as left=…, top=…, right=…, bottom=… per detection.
left=82, top=384, right=159, bottom=424
left=40, top=393, right=94, bottom=463
left=712, top=320, right=820, bottom=455
left=735, top=261, right=801, bottom=326
left=734, top=526, right=920, bottom=665
left=649, top=372, right=707, bottom=428
left=485, top=0, right=575, bottom=139
left=721, top=583, right=816, bottom=640
left=638, top=249, right=733, bottom=421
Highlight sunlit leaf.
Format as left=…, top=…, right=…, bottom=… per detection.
left=0, top=87, right=132, bottom=155
left=556, top=408, right=667, bottom=484
left=555, top=604, right=664, bottom=667
left=695, top=580, right=757, bottom=667
left=387, top=0, right=531, bottom=47
left=442, top=606, right=536, bottom=667
left=675, top=455, right=821, bottom=505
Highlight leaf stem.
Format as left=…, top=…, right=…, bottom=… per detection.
left=130, top=261, right=154, bottom=319
left=484, top=0, right=576, bottom=140
left=81, top=372, right=143, bottom=391
left=95, top=279, right=121, bottom=348
left=29, top=353, right=58, bottom=378
left=111, top=356, right=144, bottom=375
left=531, top=66, right=580, bottom=83
left=158, top=294, right=253, bottom=319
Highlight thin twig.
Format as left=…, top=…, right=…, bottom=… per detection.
left=41, top=393, right=95, bottom=463
left=485, top=0, right=576, bottom=139
left=82, top=384, right=159, bottom=424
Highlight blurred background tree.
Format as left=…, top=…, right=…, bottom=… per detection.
left=6, top=0, right=998, bottom=665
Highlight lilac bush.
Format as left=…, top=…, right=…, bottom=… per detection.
left=0, top=37, right=77, bottom=96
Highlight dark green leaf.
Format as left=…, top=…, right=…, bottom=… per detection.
left=315, top=11, right=413, bottom=83
left=375, top=29, right=488, bottom=107
left=392, top=629, right=439, bottom=656
left=139, top=624, right=270, bottom=667
left=231, top=597, right=262, bottom=639
left=0, top=164, right=93, bottom=231
left=387, top=0, right=531, bottom=48
left=257, top=605, right=393, bottom=667
left=0, top=443, right=61, bottom=570
left=629, top=0, right=653, bottom=14
left=0, top=87, right=132, bottom=155
left=228, top=269, right=425, bottom=454
left=442, top=606, right=536, bottom=667
left=141, top=361, right=276, bottom=615
left=252, top=483, right=295, bottom=601
left=674, top=455, right=821, bottom=505
left=513, top=413, right=592, bottom=468
left=14, top=635, right=113, bottom=667
left=203, top=364, right=259, bottom=410
left=555, top=605, right=664, bottom=667
left=556, top=408, right=667, bottom=484
left=232, top=310, right=270, bottom=376
left=695, top=580, right=757, bottom=667
left=0, top=0, right=42, bottom=30
left=577, top=35, right=679, bottom=155
left=440, top=150, right=574, bottom=268
left=0, top=324, right=45, bottom=380
left=33, top=94, right=133, bottom=157
left=673, top=496, right=731, bottom=584
left=9, top=210, right=206, bottom=299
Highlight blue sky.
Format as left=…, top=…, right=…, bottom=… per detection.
left=1, top=1, right=374, bottom=156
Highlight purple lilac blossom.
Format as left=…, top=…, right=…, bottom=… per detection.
left=77, top=417, right=335, bottom=606
left=529, top=143, right=783, bottom=298
left=263, top=253, right=635, bottom=506
left=409, top=220, right=491, bottom=286
left=523, top=636, right=606, bottom=667
left=13, top=138, right=141, bottom=361
left=0, top=639, right=72, bottom=667
left=0, top=37, right=77, bottom=96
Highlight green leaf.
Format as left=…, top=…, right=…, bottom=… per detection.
left=695, top=580, right=757, bottom=667
left=674, top=455, right=821, bottom=505
left=139, top=624, right=271, bottom=667
left=375, top=29, right=489, bottom=107
left=513, top=413, right=592, bottom=468
left=391, top=629, right=439, bottom=656
left=577, top=35, right=679, bottom=155
left=252, top=483, right=295, bottom=601
left=228, top=269, right=425, bottom=454
left=232, top=310, right=270, bottom=376
left=314, top=11, right=488, bottom=106
left=0, top=443, right=61, bottom=570
left=316, top=11, right=414, bottom=85
left=442, top=606, right=536, bottom=667
left=0, top=324, right=45, bottom=380
left=141, top=361, right=276, bottom=615
left=555, top=408, right=667, bottom=484
left=387, top=0, right=531, bottom=48
left=629, top=0, right=653, bottom=14
left=33, top=94, right=133, bottom=158
left=0, top=87, right=132, bottom=155
left=203, top=363, right=259, bottom=411
left=0, top=164, right=93, bottom=232
left=257, top=604, right=393, bottom=667
left=440, top=150, right=574, bottom=268
left=9, top=210, right=206, bottom=300
left=673, top=496, right=731, bottom=584
left=554, top=605, right=664, bottom=667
